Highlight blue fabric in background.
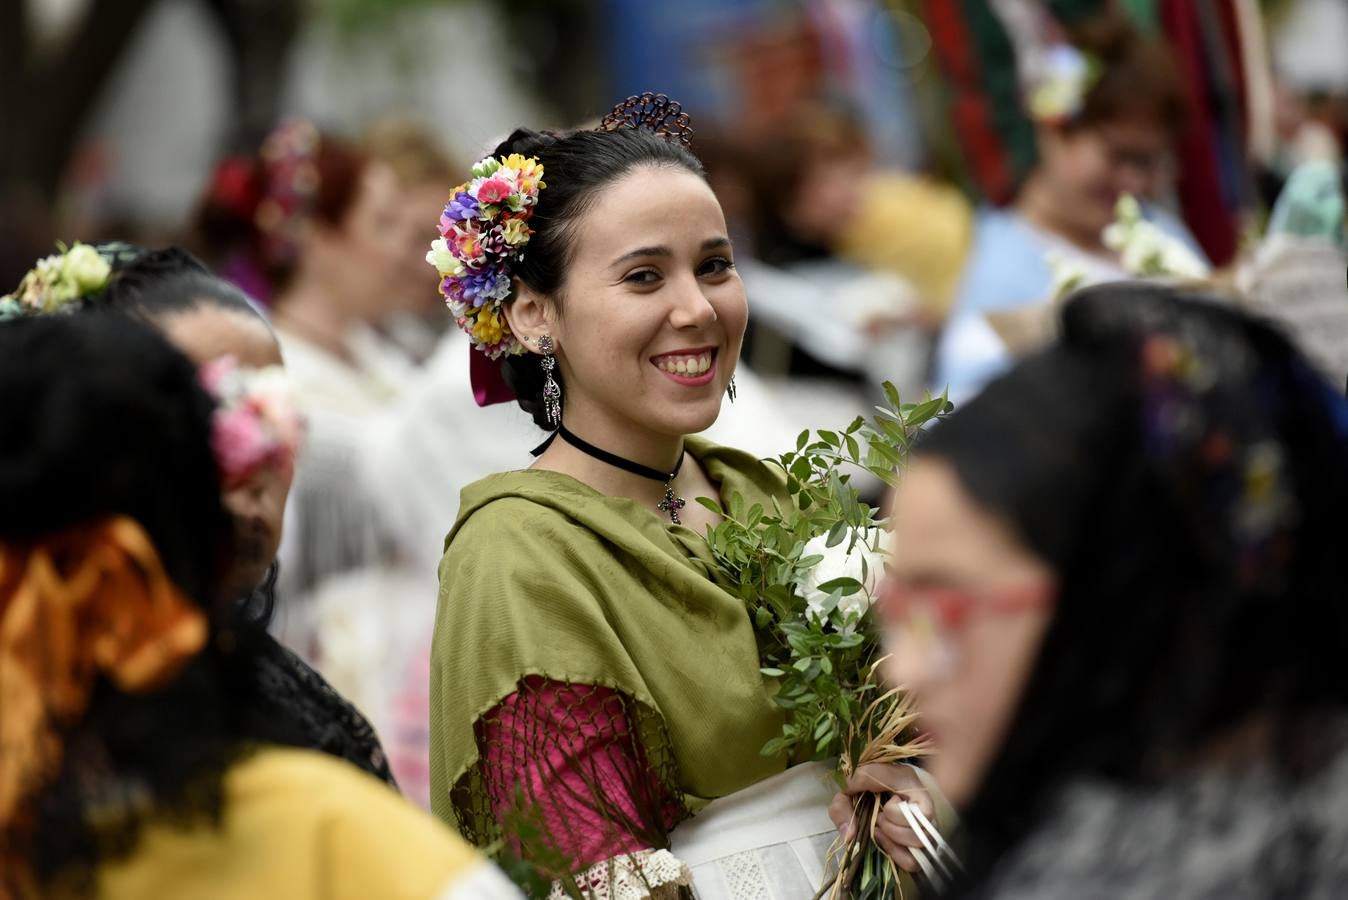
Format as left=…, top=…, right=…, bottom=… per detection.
left=599, top=0, right=923, bottom=169
left=601, top=0, right=762, bottom=116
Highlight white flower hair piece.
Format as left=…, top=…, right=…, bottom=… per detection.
left=1026, top=43, right=1099, bottom=125
left=0, top=242, right=113, bottom=320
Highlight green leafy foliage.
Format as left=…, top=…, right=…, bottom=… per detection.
left=701, top=383, right=950, bottom=763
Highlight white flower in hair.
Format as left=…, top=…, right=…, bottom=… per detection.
left=64, top=243, right=113, bottom=295
left=1, top=241, right=112, bottom=316
left=424, top=237, right=460, bottom=275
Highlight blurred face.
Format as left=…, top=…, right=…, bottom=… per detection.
left=532, top=165, right=747, bottom=442
left=389, top=179, right=452, bottom=316
left=881, top=458, right=1056, bottom=809
left=1038, top=113, right=1173, bottom=238
left=310, top=161, right=406, bottom=323
left=158, top=304, right=291, bottom=596
left=159, top=303, right=280, bottom=369
left=782, top=147, right=871, bottom=245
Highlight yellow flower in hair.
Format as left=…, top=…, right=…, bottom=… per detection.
left=471, top=305, right=506, bottom=347
left=502, top=154, right=546, bottom=194
left=501, top=218, right=530, bottom=247
left=64, top=243, right=112, bottom=295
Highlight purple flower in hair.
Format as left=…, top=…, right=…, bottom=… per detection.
left=459, top=267, right=505, bottom=306
left=445, top=191, right=480, bottom=222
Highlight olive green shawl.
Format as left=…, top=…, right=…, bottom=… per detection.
left=429, top=437, right=789, bottom=842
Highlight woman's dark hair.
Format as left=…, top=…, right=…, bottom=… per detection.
left=1067, top=13, right=1187, bottom=138
left=491, top=125, right=706, bottom=428
left=98, top=243, right=264, bottom=324
left=96, top=244, right=279, bottom=627
left=918, top=284, right=1348, bottom=891
left=0, top=313, right=226, bottom=593
left=0, top=314, right=303, bottom=893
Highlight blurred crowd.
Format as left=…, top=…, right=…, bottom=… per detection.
left=5, top=0, right=1348, bottom=897
left=7, top=0, right=1348, bottom=810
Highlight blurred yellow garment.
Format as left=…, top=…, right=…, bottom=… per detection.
left=95, top=747, right=518, bottom=900
left=833, top=172, right=973, bottom=320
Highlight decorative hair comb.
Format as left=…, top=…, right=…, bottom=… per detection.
left=599, top=92, right=694, bottom=148
left=425, top=154, right=546, bottom=361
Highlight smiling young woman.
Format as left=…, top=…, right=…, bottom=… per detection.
left=427, top=96, right=947, bottom=898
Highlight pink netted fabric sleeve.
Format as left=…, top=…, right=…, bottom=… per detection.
left=475, top=675, right=686, bottom=874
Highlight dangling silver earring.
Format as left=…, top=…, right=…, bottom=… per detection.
left=538, top=334, right=562, bottom=428
left=727, top=373, right=737, bottom=403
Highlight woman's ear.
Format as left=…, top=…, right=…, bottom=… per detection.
left=503, top=278, right=554, bottom=352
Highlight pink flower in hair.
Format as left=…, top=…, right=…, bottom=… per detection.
left=477, top=178, right=512, bottom=205
left=212, top=408, right=270, bottom=488
left=200, top=356, right=304, bottom=488
left=449, top=226, right=485, bottom=265
left=425, top=153, right=545, bottom=357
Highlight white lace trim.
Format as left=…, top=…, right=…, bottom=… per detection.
left=548, top=849, right=692, bottom=900
left=720, top=850, right=772, bottom=900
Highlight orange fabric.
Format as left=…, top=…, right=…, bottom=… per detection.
left=0, top=517, right=208, bottom=839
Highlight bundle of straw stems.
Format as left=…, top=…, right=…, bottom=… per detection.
left=817, top=684, right=927, bottom=900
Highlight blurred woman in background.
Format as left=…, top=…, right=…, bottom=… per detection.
left=196, top=122, right=435, bottom=673
left=0, top=314, right=515, bottom=899
left=197, top=120, right=415, bottom=410
left=362, top=117, right=460, bottom=364
left=96, top=244, right=398, bottom=785
left=197, top=121, right=412, bottom=609
left=884, top=283, right=1348, bottom=896
left=198, top=121, right=526, bottom=799
left=935, top=14, right=1200, bottom=402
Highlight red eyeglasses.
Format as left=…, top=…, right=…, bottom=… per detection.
left=876, top=579, right=1055, bottom=630
left=877, top=579, right=1055, bottom=678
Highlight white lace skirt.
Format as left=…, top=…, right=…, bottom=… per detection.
left=670, top=761, right=840, bottom=900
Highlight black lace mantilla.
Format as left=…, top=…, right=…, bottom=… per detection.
left=240, top=566, right=395, bottom=786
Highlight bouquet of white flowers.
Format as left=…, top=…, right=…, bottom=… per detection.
left=699, top=383, right=951, bottom=899
left=1051, top=193, right=1211, bottom=300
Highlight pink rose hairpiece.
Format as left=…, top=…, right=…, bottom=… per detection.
left=200, top=356, right=304, bottom=490
left=425, top=153, right=546, bottom=362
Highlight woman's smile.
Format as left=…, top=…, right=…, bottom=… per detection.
left=651, top=346, right=718, bottom=385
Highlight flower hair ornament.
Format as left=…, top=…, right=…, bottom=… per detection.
left=1025, top=43, right=1101, bottom=125
left=0, top=242, right=113, bottom=321
left=253, top=119, right=322, bottom=266
left=1136, top=323, right=1297, bottom=591
left=425, top=154, right=547, bottom=361
left=199, top=356, right=304, bottom=489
